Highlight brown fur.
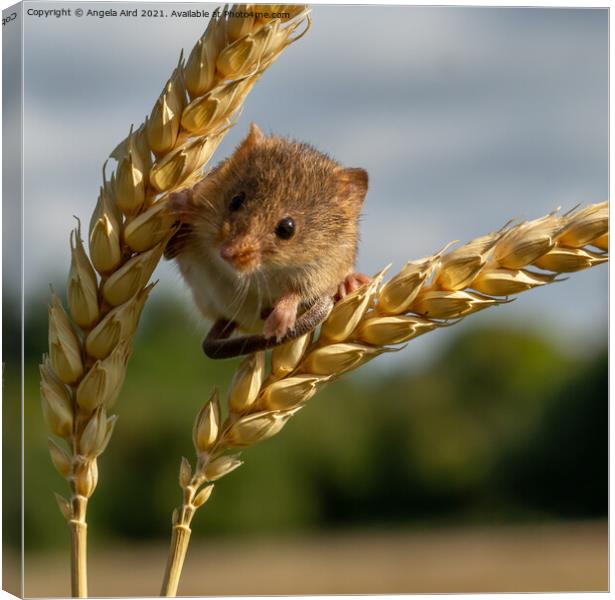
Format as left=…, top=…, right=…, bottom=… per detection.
left=165, top=123, right=367, bottom=332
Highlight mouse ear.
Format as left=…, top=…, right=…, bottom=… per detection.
left=247, top=122, right=265, bottom=143
left=236, top=123, right=266, bottom=155
left=336, top=167, right=369, bottom=206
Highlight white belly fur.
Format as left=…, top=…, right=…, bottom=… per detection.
left=176, top=250, right=288, bottom=333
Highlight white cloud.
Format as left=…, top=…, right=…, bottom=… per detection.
left=19, top=5, right=608, bottom=360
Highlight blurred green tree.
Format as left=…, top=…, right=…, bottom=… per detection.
left=13, top=294, right=606, bottom=552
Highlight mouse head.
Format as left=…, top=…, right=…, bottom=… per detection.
left=173, top=124, right=368, bottom=276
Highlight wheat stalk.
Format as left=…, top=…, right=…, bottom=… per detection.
left=165, top=201, right=608, bottom=596
left=40, top=5, right=311, bottom=597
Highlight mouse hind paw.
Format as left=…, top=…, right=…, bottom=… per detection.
left=263, top=307, right=297, bottom=342
left=263, top=292, right=300, bottom=341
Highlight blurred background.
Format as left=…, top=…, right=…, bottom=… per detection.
left=4, top=2, right=608, bottom=596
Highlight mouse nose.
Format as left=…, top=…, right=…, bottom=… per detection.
left=219, top=246, right=236, bottom=261
left=220, top=241, right=259, bottom=271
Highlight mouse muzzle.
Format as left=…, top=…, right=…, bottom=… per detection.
left=219, top=239, right=260, bottom=272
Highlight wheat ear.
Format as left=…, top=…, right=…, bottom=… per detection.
left=166, top=202, right=608, bottom=596
left=40, top=5, right=311, bottom=597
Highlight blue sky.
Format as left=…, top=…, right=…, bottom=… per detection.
left=16, top=3, right=608, bottom=365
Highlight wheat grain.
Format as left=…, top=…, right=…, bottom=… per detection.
left=165, top=201, right=607, bottom=595
left=40, top=5, right=311, bottom=596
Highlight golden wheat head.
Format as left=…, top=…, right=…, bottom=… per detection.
left=40, top=5, right=311, bottom=596
left=172, top=201, right=608, bottom=536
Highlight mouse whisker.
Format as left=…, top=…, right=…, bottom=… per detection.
left=225, top=275, right=250, bottom=329
left=248, top=274, right=263, bottom=332
left=261, top=271, right=276, bottom=320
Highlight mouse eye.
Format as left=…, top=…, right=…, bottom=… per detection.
left=275, top=217, right=295, bottom=240
left=229, top=192, right=245, bottom=212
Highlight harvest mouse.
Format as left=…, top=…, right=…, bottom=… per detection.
left=164, top=123, right=369, bottom=357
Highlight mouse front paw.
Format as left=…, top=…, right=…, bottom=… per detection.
left=336, top=272, right=371, bottom=300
